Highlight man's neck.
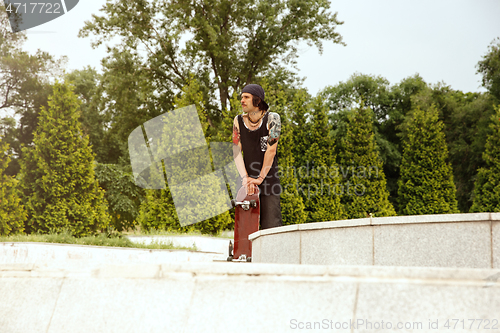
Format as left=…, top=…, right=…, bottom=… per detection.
left=248, top=109, right=263, bottom=122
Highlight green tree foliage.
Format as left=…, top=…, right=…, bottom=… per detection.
left=0, top=7, right=66, bottom=175
left=79, top=0, right=344, bottom=116
left=417, top=88, right=497, bottom=212
left=94, top=163, right=145, bottom=231
left=470, top=105, right=500, bottom=212
left=290, top=89, right=312, bottom=169
left=65, top=67, right=118, bottom=164
left=19, top=82, right=110, bottom=236
left=137, top=79, right=232, bottom=235
left=299, top=96, right=344, bottom=222
left=398, top=105, right=459, bottom=215
left=263, top=84, right=306, bottom=225
left=383, top=74, right=429, bottom=202
left=0, top=5, right=25, bottom=54
left=0, top=138, right=26, bottom=235
left=448, top=94, right=496, bottom=212
left=322, top=73, right=393, bottom=122
left=138, top=188, right=179, bottom=232
left=477, top=39, right=500, bottom=102
left=323, top=73, right=496, bottom=214
left=323, top=73, right=429, bottom=211
left=336, top=107, right=395, bottom=218
left=93, top=50, right=171, bottom=165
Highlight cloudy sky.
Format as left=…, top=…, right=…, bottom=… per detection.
left=18, top=0, right=500, bottom=95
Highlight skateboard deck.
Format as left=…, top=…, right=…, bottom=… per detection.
left=228, top=185, right=260, bottom=262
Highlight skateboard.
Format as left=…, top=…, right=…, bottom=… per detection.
left=227, top=185, right=260, bottom=262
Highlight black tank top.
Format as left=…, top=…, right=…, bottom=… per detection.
left=238, top=112, right=281, bottom=196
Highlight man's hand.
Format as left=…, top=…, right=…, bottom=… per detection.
left=244, top=176, right=262, bottom=195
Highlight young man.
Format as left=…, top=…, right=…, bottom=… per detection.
left=232, top=84, right=283, bottom=229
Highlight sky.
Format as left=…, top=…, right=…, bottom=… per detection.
left=14, top=0, right=500, bottom=96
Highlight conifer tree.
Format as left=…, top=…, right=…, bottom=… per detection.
left=264, top=85, right=307, bottom=225
left=137, top=79, right=232, bottom=234
left=138, top=188, right=181, bottom=231
left=0, top=138, right=26, bottom=235
left=398, top=105, right=459, bottom=215
left=278, top=117, right=307, bottom=225
left=470, top=105, right=500, bottom=212
left=19, top=82, right=110, bottom=236
left=300, top=96, right=344, bottom=222
left=290, top=89, right=311, bottom=169
left=336, top=107, right=396, bottom=219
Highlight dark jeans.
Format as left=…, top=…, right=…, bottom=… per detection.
left=260, top=194, right=283, bottom=230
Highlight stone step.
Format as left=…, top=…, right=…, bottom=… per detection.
left=1, top=262, right=499, bottom=332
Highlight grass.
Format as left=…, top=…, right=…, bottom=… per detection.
left=123, top=228, right=234, bottom=239
left=0, top=232, right=197, bottom=251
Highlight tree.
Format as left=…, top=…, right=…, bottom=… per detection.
left=94, top=163, right=145, bottom=232
left=434, top=90, right=496, bottom=212
left=336, top=107, right=395, bottom=218
left=470, top=105, right=500, bottom=212
left=0, top=137, right=25, bottom=235
left=1, top=6, right=67, bottom=175
left=398, top=105, right=459, bottom=215
left=405, top=79, right=498, bottom=213
left=79, top=0, right=345, bottom=115
left=138, top=187, right=180, bottom=232
left=278, top=114, right=307, bottom=225
left=477, top=38, right=500, bottom=102
left=19, top=82, right=110, bottom=236
left=262, top=82, right=306, bottom=225
left=290, top=88, right=312, bottom=169
left=92, top=49, right=172, bottom=165
left=323, top=73, right=429, bottom=211
left=300, top=96, right=344, bottom=222
left=0, top=4, right=25, bottom=55
left=384, top=74, right=429, bottom=204
left=322, top=73, right=393, bottom=122
left=65, top=67, right=113, bottom=164
left=137, top=79, right=232, bottom=234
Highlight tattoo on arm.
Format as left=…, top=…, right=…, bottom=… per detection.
left=232, top=123, right=240, bottom=145
left=267, top=113, right=281, bottom=146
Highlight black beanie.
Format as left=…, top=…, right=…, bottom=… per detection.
left=242, top=84, right=265, bottom=103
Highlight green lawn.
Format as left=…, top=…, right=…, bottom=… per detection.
left=123, top=228, right=234, bottom=239
left=0, top=232, right=197, bottom=251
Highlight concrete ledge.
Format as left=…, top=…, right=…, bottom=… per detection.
left=250, top=213, right=500, bottom=267
left=1, top=262, right=499, bottom=333
left=250, top=213, right=494, bottom=241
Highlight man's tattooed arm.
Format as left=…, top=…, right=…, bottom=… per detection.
left=232, top=122, right=240, bottom=146
left=232, top=116, right=248, bottom=181
left=267, top=112, right=281, bottom=146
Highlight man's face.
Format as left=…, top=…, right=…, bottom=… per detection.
left=241, top=93, right=259, bottom=113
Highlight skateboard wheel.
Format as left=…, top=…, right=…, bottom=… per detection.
left=227, top=256, right=233, bottom=261
left=230, top=199, right=236, bottom=208
left=246, top=257, right=252, bottom=262
left=250, top=200, right=256, bottom=208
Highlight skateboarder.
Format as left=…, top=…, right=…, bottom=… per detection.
left=232, top=84, right=283, bottom=230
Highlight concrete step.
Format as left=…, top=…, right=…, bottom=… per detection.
left=1, top=262, right=499, bottom=332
